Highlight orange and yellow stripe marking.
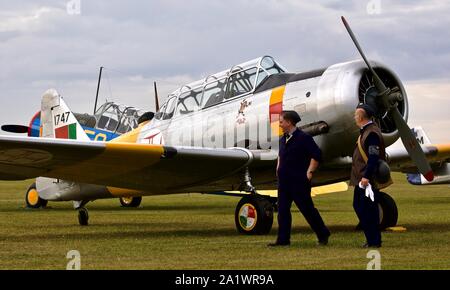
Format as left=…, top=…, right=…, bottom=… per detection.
left=269, top=86, right=285, bottom=137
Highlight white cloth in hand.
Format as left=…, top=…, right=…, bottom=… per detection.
left=358, top=181, right=375, bottom=202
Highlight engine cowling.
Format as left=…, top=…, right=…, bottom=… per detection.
left=314, top=59, right=408, bottom=158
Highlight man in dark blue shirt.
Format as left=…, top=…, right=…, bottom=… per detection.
left=268, top=111, right=330, bottom=247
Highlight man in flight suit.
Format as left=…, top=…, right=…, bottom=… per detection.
left=268, top=110, right=330, bottom=247
left=351, top=104, right=386, bottom=248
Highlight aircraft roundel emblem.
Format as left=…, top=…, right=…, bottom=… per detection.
left=238, top=203, right=258, bottom=231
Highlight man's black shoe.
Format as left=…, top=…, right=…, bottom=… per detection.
left=318, top=235, right=329, bottom=246
left=362, top=243, right=381, bottom=248
left=267, top=241, right=290, bottom=247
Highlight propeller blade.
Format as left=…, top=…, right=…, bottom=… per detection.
left=390, top=107, right=434, bottom=181
left=1, top=124, right=29, bottom=134
left=341, top=16, right=389, bottom=96
left=341, top=15, right=434, bottom=181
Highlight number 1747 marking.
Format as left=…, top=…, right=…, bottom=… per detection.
left=54, top=112, right=70, bottom=126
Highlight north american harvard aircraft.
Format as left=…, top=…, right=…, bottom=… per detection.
left=2, top=99, right=150, bottom=209
left=0, top=17, right=449, bottom=233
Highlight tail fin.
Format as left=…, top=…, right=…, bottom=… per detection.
left=412, top=126, right=431, bottom=145
left=40, top=89, right=90, bottom=141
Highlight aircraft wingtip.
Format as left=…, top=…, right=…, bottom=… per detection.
left=424, top=171, right=434, bottom=182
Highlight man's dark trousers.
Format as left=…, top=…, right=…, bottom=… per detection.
left=277, top=183, right=330, bottom=243
left=353, top=186, right=381, bottom=246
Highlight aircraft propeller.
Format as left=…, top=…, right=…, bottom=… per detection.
left=341, top=16, right=434, bottom=181
left=1, top=124, right=29, bottom=134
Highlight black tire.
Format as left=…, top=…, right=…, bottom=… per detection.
left=270, top=197, right=278, bottom=212
left=25, top=182, right=48, bottom=209
left=378, top=192, right=398, bottom=230
left=235, top=195, right=273, bottom=235
left=119, top=196, right=142, bottom=208
left=78, top=207, right=89, bottom=226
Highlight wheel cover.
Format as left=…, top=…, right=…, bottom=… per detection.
left=121, top=197, right=133, bottom=205
left=27, top=189, right=39, bottom=206
left=238, top=203, right=258, bottom=231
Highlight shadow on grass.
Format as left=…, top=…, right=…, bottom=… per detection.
left=400, top=223, right=450, bottom=232
left=0, top=226, right=241, bottom=241
left=1, top=222, right=449, bottom=244
left=403, top=197, right=450, bottom=204
left=0, top=203, right=234, bottom=213
left=4, top=221, right=448, bottom=240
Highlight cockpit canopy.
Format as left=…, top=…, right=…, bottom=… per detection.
left=155, top=56, right=286, bottom=120
left=94, top=102, right=144, bottom=134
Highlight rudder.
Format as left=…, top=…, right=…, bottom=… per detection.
left=40, top=89, right=90, bottom=141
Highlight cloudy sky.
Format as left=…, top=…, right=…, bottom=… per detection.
left=0, top=0, right=449, bottom=144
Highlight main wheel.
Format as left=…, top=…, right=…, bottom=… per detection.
left=235, top=195, right=273, bottom=235
left=378, top=192, right=398, bottom=229
left=119, top=196, right=142, bottom=208
left=269, top=197, right=278, bottom=212
left=25, top=182, right=48, bottom=209
left=78, top=207, right=89, bottom=226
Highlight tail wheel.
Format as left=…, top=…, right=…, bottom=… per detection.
left=235, top=195, right=273, bottom=235
left=78, top=207, right=89, bottom=226
left=378, top=192, right=398, bottom=229
left=25, top=182, right=48, bottom=209
left=119, top=196, right=142, bottom=208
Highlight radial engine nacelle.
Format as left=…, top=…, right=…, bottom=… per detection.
left=282, top=59, right=408, bottom=158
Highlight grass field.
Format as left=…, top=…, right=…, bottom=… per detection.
left=0, top=173, right=449, bottom=270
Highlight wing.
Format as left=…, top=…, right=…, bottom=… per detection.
left=387, top=143, right=450, bottom=173
left=0, top=135, right=253, bottom=193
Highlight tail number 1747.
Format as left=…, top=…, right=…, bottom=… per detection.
left=54, top=112, right=71, bottom=126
